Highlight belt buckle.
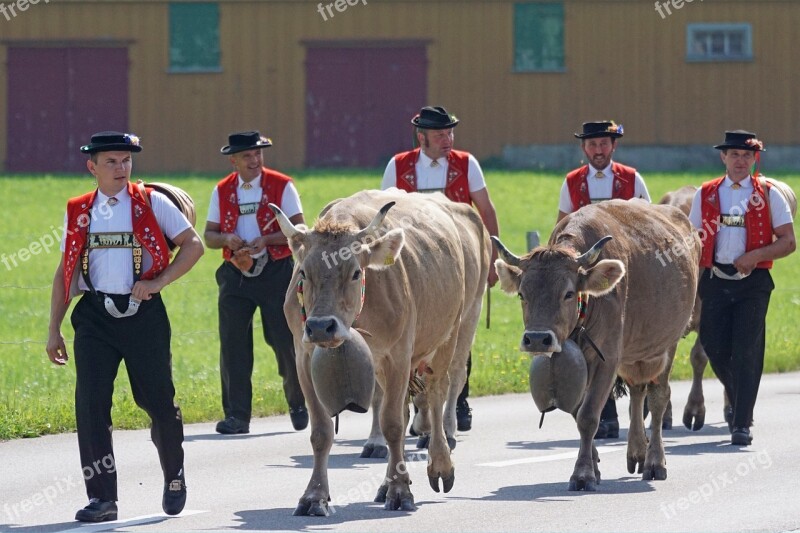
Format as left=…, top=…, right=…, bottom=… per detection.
left=711, top=266, right=749, bottom=281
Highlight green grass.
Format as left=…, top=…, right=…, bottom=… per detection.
left=1, top=170, right=798, bottom=440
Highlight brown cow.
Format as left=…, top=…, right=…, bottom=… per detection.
left=270, top=189, right=489, bottom=515
left=494, top=199, right=699, bottom=489
left=659, top=185, right=731, bottom=430
left=660, top=186, right=711, bottom=430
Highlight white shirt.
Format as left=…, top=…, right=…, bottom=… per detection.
left=60, top=187, right=192, bottom=294
left=206, top=174, right=302, bottom=258
left=558, top=162, right=651, bottom=213
left=381, top=150, right=487, bottom=194
left=689, top=176, right=793, bottom=265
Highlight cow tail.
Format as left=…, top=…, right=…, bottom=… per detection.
left=612, top=376, right=628, bottom=399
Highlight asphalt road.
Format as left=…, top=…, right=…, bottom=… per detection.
left=1, top=373, right=798, bottom=533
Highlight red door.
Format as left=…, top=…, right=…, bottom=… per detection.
left=6, top=47, right=129, bottom=173
left=306, top=45, right=427, bottom=167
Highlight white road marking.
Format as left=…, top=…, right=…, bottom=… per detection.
left=53, top=509, right=208, bottom=533
left=477, top=444, right=626, bottom=467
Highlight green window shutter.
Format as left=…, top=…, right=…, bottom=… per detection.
left=169, top=3, right=221, bottom=72
left=514, top=2, right=565, bottom=72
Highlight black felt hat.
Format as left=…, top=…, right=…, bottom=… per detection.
left=574, top=121, right=624, bottom=139
left=80, top=131, right=142, bottom=154
left=220, top=131, right=273, bottom=155
left=411, top=106, right=460, bottom=130
left=714, top=130, right=765, bottom=151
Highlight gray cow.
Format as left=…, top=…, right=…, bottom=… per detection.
left=494, top=199, right=699, bottom=489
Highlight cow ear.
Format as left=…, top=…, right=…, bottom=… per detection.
left=495, top=259, right=522, bottom=295
left=578, top=259, right=625, bottom=296
left=358, top=228, right=405, bottom=270
left=286, top=225, right=309, bottom=258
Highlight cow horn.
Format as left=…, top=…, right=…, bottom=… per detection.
left=576, top=236, right=613, bottom=267
left=356, top=201, right=396, bottom=240
left=491, top=236, right=521, bottom=267
left=268, top=203, right=301, bottom=239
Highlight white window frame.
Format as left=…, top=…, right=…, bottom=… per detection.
left=686, top=23, right=753, bottom=62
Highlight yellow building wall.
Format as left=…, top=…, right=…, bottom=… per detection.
left=0, top=0, right=796, bottom=172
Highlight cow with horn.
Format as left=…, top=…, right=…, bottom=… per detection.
left=270, top=189, right=489, bottom=515
left=493, top=199, right=699, bottom=489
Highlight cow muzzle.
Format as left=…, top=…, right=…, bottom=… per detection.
left=521, top=330, right=562, bottom=354
left=304, top=315, right=350, bottom=348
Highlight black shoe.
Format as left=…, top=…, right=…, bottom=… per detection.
left=163, top=471, right=187, bottom=516
left=75, top=498, right=118, bottom=522
left=594, top=418, right=620, bottom=439
left=731, top=427, right=753, bottom=446
left=456, top=400, right=472, bottom=432
left=724, top=406, right=734, bottom=432
left=289, top=406, right=309, bottom=431
left=216, top=416, right=249, bottom=434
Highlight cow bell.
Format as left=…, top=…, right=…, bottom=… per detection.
left=529, top=339, right=588, bottom=416
left=310, top=328, right=375, bottom=417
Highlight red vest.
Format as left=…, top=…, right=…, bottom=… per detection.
left=699, top=176, right=773, bottom=269
left=217, top=168, right=292, bottom=262
left=394, top=148, right=472, bottom=204
left=62, top=182, right=170, bottom=303
left=565, top=162, right=637, bottom=211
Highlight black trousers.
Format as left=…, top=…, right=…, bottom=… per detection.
left=456, top=353, right=471, bottom=405
left=698, top=267, right=774, bottom=429
left=217, top=258, right=304, bottom=421
left=71, top=292, right=184, bottom=502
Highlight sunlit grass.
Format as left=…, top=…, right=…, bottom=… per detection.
left=1, top=170, right=797, bottom=440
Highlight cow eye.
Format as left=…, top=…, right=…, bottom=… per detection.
left=352, top=269, right=361, bottom=281
left=299, top=269, right=306, bottom=279
left=564, top=291, right=575, bottom=300
left=517, top=292, right=525, bottom=302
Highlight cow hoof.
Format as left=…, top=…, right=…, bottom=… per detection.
left=447, top=436, right=456, bottom=450
left=416, top=434, right=430, bottom=449
left=442, top=468, right=455, bottom=493
left=627, top=457, right=644, bottom=475
left=293, top=499, right=330, bottom=516
left=384, top=494, right=415, bottom=511
left=360, top=443, right=388, bottom=459
left=427, top=466, right=455, bottom=494
left=568, top=479, right=597, bottom=491
left=662, top=416, right=673, bottom=431
left=374, top=484, right=389, bottom=503
left=643, top=466, right=668, bottom=481
left=683, top=410, right=705, bottom=431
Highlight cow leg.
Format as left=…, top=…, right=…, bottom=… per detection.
left=375, top=357, right=416, bottom=511
left=410, top=388, right=433, bottom=449
left=570, top=368, right=614, bottom=491
left=361, top=380, right=388, bottom=459
left=683, top=336, right=708, bottom=431
left=425, top=363, right=455, bottom=493
left=293, top=346, right=335, bottom=516
left=626, top=382, right=648, bottom=475
left=642, top=349, right=675, bottom=481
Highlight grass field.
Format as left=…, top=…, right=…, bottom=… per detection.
left=1, top=170, right=798, bottom=441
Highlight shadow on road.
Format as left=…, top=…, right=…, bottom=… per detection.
left=185, top=430, right=295, bottom=442
left=229, top=500, right=439, bottom=530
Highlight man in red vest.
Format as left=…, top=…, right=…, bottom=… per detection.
left=204, top=131, right=307, bottom=435
left=46, top=132, right=204, bottom=522
left=382, top=106, right=500, bottom=432
left=558, top=120, right=651, bottom=439
left=688, top=130, right=795, bottom=446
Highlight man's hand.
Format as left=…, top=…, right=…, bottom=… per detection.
left=131, top=278, right=165, bottom=301
left=225, top=233, right=247, bottom=251
left=248, top=235, right=268, bottom=255
left=733, top=251, right=761, bottom=276
left=46, top=330, right=69, bottom=365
